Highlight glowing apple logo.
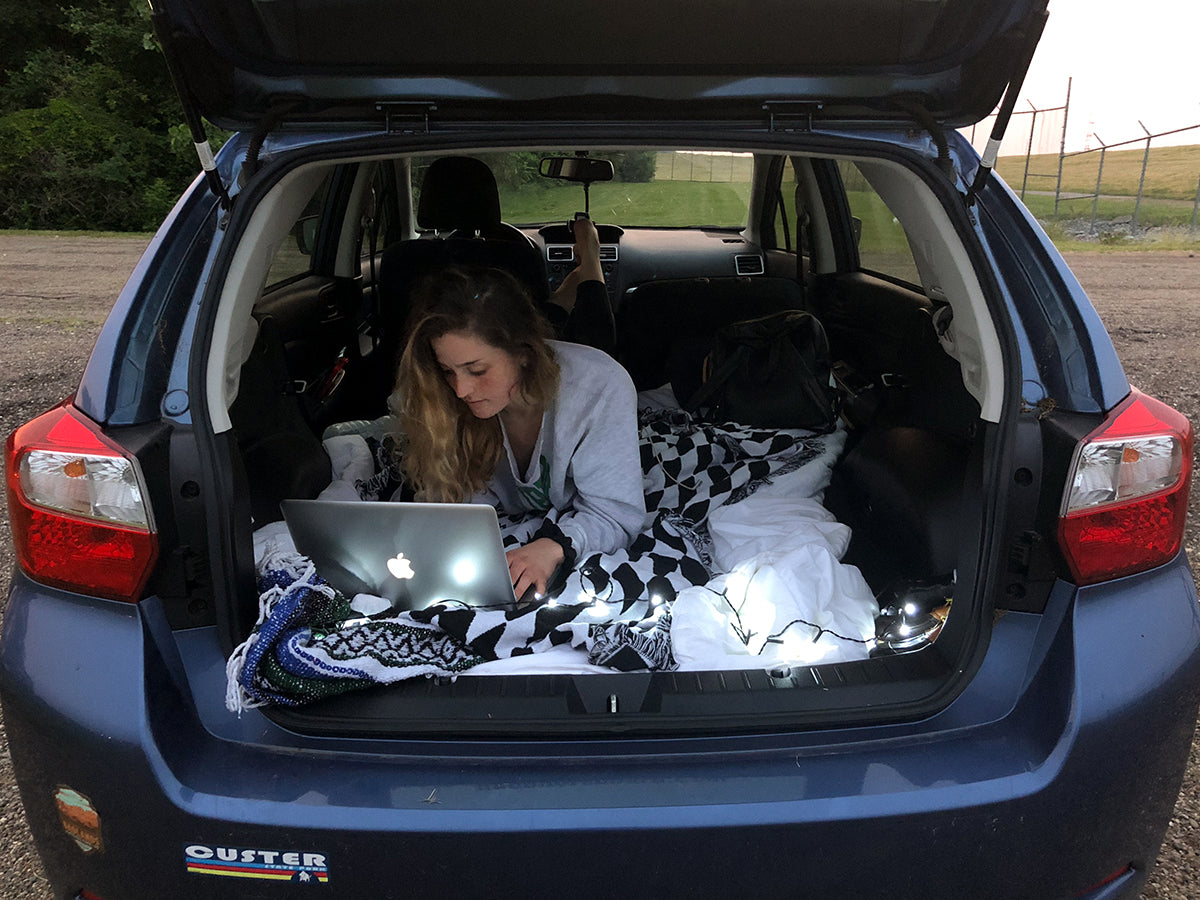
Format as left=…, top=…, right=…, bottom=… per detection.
left=386, top=552, right=415, bottom=581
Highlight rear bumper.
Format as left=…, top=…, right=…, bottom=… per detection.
left=3, top=562, right=1199, bottom=900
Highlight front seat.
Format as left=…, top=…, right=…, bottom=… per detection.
left=416, top=156, right=547, bottom=292
left=380, top=157, right=548, bottom=324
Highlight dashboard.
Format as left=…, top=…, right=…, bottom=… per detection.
left=532, top=223, right=767, bottom=312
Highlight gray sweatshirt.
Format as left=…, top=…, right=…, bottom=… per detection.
left=473, top=340, right=648, bottom=561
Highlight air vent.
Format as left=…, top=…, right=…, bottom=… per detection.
left=599, top=245, right=618, bottom=261
left=546, top=246, right=573, bottom=262
left=722, top=238, right=746, bottom=244
left=734, top=254, right=764, bottom=275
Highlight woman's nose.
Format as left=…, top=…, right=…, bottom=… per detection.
left=453, top=375, right=472, bottom=398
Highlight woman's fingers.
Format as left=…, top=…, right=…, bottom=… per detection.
left=506, top=542, right=558, bottom=599
left=506, top=548, right=535, bottom=598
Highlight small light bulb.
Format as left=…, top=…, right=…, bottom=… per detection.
left=452, top=559, right=477, bottom=584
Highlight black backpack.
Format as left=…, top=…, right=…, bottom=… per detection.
left=683, top=310, right=839, bottom=432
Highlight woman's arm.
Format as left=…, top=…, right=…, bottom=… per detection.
left=551, top=363, right=648, bottom=562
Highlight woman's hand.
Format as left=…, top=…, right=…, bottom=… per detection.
left=506, top=537, right=566, bottom=601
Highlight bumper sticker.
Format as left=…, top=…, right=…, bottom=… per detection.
left=185, top=844, right=329, bottom=883
left=54, top=787, right=102, bottom=853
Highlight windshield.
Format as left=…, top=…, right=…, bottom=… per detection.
left=413, top=151, right=752, bottom=229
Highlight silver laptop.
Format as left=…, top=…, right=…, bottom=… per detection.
left=280, top=500, right=523, bottom=611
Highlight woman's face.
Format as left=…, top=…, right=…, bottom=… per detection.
left=431, top=330, right=524, bottom=418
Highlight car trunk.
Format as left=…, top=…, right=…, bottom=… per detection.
left=181, top=129, right=1035, bottom=738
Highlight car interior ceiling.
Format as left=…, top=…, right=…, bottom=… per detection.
left=215, top=146, right=999, bottom=678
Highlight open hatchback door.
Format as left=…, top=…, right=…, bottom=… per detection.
left=150, top=0, right=1048, bottom=131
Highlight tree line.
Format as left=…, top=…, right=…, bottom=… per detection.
left=0, top=0, right=204, bottom=231
left=0, top=3, right=657, bottom=232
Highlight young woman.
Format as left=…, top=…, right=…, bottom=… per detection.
left=391, top=238, right=646, bottom=599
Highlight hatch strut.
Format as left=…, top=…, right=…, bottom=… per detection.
left=965, top=8, right=1049, bottom=206
left=147, top=5, right=231, bottom=209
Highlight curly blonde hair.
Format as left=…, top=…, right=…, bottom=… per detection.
left=391, top=266, right=560, bottom=503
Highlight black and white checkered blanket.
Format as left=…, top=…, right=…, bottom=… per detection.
left=228, top=410, right=838, bottom=711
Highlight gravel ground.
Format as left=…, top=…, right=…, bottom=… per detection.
left=0, top=235, right=1198, bottom=898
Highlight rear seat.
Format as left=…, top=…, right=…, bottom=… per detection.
left=810, top=271, right=981, bottom=588
left=810, top=271, right=978, bottom=438
left=615, top=275, right=805, bottom=395
left=229, top=315, right=332, bottom=525
left=615, top=271, right=978, bottom=591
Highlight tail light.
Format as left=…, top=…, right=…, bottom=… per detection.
left=1058, top=389, right=1192, bottom=585
left=5, top=402, right=158, bottom=602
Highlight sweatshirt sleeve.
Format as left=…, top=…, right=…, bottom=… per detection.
left=552, top=359, right=649, bottom=561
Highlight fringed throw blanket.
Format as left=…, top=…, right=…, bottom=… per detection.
left=228, top=410, right=841, bottom=711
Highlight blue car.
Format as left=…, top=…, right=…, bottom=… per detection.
left=4, top=0, right=1198, bottom=897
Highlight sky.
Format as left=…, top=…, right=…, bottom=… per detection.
left=1008, top=0, right=1200, bottom=152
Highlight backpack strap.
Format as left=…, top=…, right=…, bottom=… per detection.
left=681, top=345, right=748, bottom=413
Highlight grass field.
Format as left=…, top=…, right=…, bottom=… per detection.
left=995, top=143, right=1200, bottom=201
left=1021, top=193, right=1199, bottom=228
left=498, top=179, right=751, bottom=228
left=9, top=143, right=1200, bottom=251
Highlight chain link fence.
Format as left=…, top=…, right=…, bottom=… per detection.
left=965, top=81, right=1200, bottom=237
left=654, top=151, right=755, bottom=183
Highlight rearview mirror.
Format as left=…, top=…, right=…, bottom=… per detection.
left=539, top=156, right=615, bottom=184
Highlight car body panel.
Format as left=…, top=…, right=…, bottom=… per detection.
left=974, top=173, right=1130, bottom=414
left=4, top=557, right=1198, bottom=898
left=76, top=175, right=221, bottom=427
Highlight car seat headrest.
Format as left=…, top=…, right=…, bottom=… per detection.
left=417, top=156, right=502, bottom=232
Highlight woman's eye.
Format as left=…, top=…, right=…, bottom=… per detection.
left=467, top=368, right=487, bottom=377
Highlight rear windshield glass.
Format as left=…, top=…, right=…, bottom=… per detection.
left=412, top=151, right=752, bottom=230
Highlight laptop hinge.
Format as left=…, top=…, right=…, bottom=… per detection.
left=764, top=102, right=823, bottom=134
left=377, top=102, right=438, bottom=135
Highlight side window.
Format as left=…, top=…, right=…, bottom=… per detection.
left=837, top=161, right=921, bottom=287
left=264, top=172, right=334, bottom=288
